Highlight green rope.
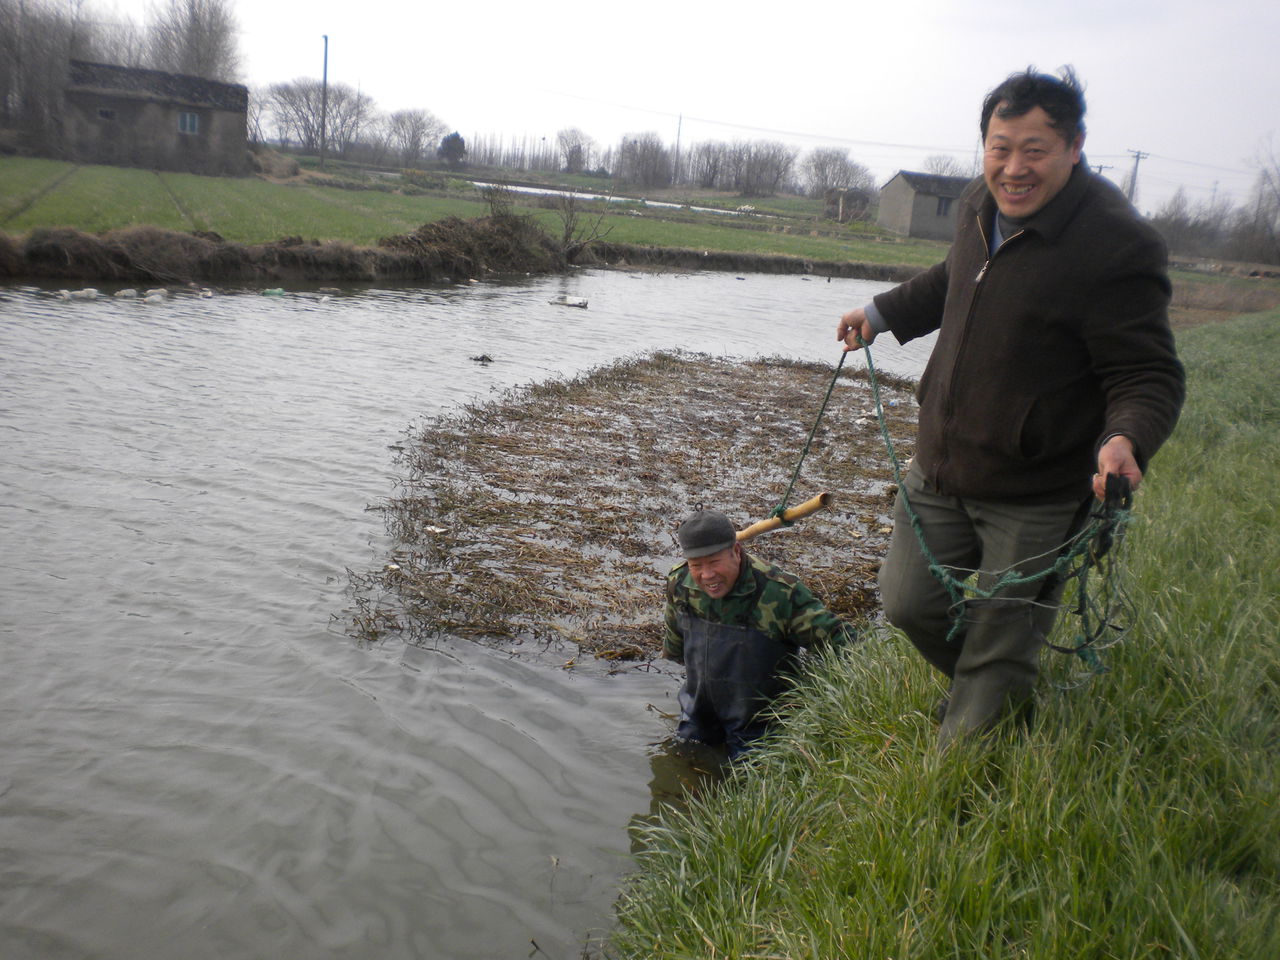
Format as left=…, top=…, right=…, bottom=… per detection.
left=856, top=335, right=1132, bottom=677
left=770, top=349, right=848, bottom=521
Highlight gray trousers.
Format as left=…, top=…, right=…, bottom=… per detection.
left=879, top=465, right=1088, bottom=745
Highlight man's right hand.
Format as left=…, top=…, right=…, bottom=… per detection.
left=838, top=308, right=876, bottom=351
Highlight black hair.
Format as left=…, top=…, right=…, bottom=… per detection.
left=980, top=66, right=1086, bottom=143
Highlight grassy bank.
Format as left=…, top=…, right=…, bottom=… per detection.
left=0, top=156, right=946, bottom=269
left=610, top=310, right=1280, bottom=959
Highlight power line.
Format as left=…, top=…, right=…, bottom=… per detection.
left=535, top=87, right=974, bottom=154
left=1146, top=152, right=1254, bottom=175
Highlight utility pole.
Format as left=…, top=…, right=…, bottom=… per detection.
left=320, top=35, right=329, bottom=170
left=1125, top=149, right=1149, bottom=203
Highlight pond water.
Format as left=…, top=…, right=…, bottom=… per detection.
left=0, top=268, right=933, bottom=960
left=469, top=180, right=764, bottom=217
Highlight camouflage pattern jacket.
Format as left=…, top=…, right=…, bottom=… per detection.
left=663, top=551, right=855, bottom=662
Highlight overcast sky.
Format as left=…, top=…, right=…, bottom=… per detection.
left=103, top=0, right=1277, bottom=215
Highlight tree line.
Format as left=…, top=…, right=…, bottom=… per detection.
left=1148, top=141, right=1280, bottom=267
left=255, top=87, right=887, bottom=209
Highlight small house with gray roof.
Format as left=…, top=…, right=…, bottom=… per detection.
left=877, top=171, right=973, bottom=241
left=63, top=60, right=248, bottom=176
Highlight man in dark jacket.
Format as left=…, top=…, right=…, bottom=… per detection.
left=837, top=67, right=1184, bottom=746
left=663, top=508, right=857, bottom=759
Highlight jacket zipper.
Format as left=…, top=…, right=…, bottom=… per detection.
left=936, top=213, right=1024, bottom=487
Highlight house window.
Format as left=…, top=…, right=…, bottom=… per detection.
left=97, top=108, right=116, bottom=120
left=935, top=196, right=953, bottom=218
left=178, top=112, right=200, bottom=134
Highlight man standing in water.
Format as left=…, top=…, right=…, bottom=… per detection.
left=837, top=67, right=1184, bottom=746
left=663, top=507, right=858, bottom=759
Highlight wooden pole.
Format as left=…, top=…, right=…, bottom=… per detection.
left=736, top=492, right=833, bottom=543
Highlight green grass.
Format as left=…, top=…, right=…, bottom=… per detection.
left=0, top=158, right=490, bottom=243
left=611, top=310, right=1280, bottom=959
left=515, top=204, right=946, bottom=267
left=3, top=162, right=189, bottom=233
left=158, top=172, right=487, bottom=243
left=0, top=156, right=77, bottom=220
left=0, top=156, right=946, bottom=265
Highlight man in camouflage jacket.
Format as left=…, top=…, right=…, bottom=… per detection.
left=663, top=508, right=856, bottom=758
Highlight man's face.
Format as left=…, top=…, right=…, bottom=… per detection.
left=983, top=105, right=1083, bottom=219
left=687, top=544, right=742, bottom=599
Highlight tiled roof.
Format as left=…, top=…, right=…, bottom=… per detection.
left=68, top=60, right=247, bottom=111
left=888, top=171, right=973, bottom=198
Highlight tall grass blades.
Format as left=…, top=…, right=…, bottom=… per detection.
left=610, top=310, right=1280, bottom=959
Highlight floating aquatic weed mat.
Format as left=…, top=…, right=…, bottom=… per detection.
left=344, top=349, right=918, bottom=667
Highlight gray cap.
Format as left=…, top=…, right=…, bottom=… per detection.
left=677, top=509, right=737, bottom=558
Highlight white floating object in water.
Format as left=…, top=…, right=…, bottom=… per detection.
left=144, top=288, right=168, bottom=299
left=69, top=288, right=99, bottom=300
left=550, top=295, right=588, bottom=308
left=114, top=288, right=138, bottom=298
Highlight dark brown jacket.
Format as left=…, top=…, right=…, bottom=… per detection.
left=874, top=163, right=1185, bottom=502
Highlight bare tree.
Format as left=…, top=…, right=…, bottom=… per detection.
left=322, top=85, right=374, bottom=157
left=103, top=21, right=148, bottom=67
left=245, top=85, right=269, bottom=144
left=802, top=147, right=874, bottom=198
left=267, top=78, right=325, bottom=150
left=686, top=140, right=729, bottom=189
left=923, top=153, right=973, bottom=178
left=0, top=0, right=90, bottom=148
left=731, top=139, right=798, bottom=197
left=360, top=113, right=395, bottom=167
left=1225, top=138, right=1280, bottom=264
left=388, top=108, right=446, bottom=168
left=555, top=127, right=595, bottom=174
left=615, top=132, right=672, bottom=188
left=554, top=190, right=613, bottom=260
left=0, top=0, right=160, bottom=152
left=266, top=78, right=374, bottom=156
left=144, top=0, right=240, bottom=81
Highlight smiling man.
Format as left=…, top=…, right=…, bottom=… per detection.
left=836, top=68, right=1184, bottom=746
left=663, top=507, right=858, bottom=759
left=982, top=102, right=1082, bottom=219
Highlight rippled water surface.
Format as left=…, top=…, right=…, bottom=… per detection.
left=0, top=269, right=931, bottom=959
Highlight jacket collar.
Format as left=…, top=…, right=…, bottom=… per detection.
left=974, top=159, right=1093, bottom=244
left=727, top=550, right=756, bottom=597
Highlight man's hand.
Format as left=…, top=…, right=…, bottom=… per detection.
left=1094, top=434, right=1142, bottom=501
left=837, top=308, right=876, bottom=351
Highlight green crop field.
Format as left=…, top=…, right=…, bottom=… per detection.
left=0, top=156, right=947, bottom=267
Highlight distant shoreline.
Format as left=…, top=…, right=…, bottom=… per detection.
left=0, top=222, right=925, bottom=288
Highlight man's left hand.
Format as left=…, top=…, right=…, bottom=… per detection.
left=1094, top=434, right=1142, bottom=501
